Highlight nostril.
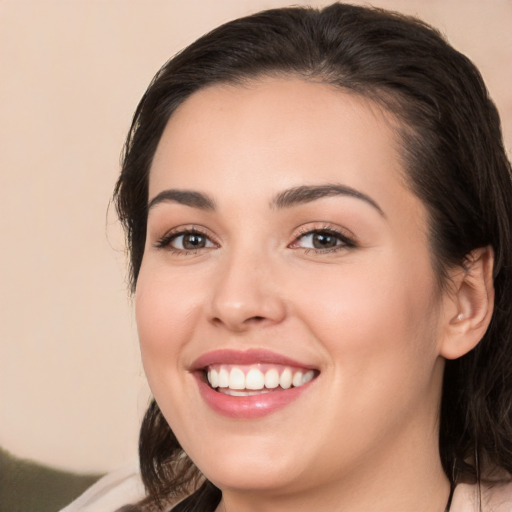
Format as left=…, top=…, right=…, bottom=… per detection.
left=211, top=314, right=268, bottom=330
left=243, top=315, right=270, bottom=326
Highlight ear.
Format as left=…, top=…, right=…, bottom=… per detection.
left=440, top=246, right=495, bottom=360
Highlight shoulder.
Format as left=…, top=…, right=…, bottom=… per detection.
left=58, top=461, right=146, bottom=512
left=451, top=478, right=512, bottom=512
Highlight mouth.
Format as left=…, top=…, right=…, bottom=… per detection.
left=204, top=364, right=317, bottom=396
left=191, top=349, right=320, bottom=418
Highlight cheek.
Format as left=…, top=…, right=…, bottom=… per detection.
left=290, top=256, right=443, bottom=449
left=293, top=250, right=441, bottom=370
left=135, top=263, right=202, bottom=386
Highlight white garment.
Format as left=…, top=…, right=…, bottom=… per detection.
left=60, top=463, right=512, bottom=512
left=451, top=480, right=512, bottom=512
left=59, top=460, right=145, bottom=512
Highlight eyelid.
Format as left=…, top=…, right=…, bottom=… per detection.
left=153, top=224, right=219, bottom=252
left=289, top=223, right=357, bottom=251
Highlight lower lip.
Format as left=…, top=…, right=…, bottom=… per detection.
left=194, top=374, right=315, bottom=419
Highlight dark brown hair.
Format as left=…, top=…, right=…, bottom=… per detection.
left=114, top=3, right=512, bottom=511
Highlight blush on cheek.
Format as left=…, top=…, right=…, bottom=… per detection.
left=136, top=273, right=206, bottom=371
left=308, top=267, right=435, bottom=356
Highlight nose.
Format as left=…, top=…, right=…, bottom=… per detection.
left=208, top=250, right=287, bottom=332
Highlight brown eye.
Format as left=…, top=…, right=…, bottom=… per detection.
left=296, top=231, right=343, bottom=250
left=180, top=233, right=207, bottom=250
left=291, top=228, right=355, bottom=253
left=311, top=232, right=339, bottom=249
left=168, top=231, right=215, bottom=251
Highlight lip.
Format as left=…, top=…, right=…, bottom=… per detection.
left=191, top=348, right=317, bottom=371
left=191, top=349, right=318, bottom=419
left=194, top=375, right=316, bottom=419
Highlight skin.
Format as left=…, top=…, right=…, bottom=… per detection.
left=136, top=78, right=459, bottom=512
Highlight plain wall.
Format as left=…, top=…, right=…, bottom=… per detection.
left=1, top=0, right=511, bottom=473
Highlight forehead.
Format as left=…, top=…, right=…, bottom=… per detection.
left=149, top=78, right=411, bottom=211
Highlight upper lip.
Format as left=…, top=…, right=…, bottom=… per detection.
left=190, top=348, right=318, bottom=371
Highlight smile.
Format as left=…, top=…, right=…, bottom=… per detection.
left=206, top=364, right=316, bottom=396
left=192, top=349, right=320, bottom=418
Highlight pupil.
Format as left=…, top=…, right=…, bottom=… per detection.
left=313, top=232, right=337, bottom=249
left=183, top=234, right=205, bottom=250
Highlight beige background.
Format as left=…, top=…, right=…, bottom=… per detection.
left=1, top=0, right=511, bottom=474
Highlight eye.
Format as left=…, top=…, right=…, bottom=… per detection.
left=290, top=227, right=356, bottom=253
left=171, top=232, right=214, bottom=250
left=154, top=227, right=217, bottom=253
left=298, top=231, right=341, bottom=249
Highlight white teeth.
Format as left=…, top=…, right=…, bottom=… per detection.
left=221, top=389, right=270, bottom=396
left=206, top=365, right=317, bottom=392
left=264, top=368, right=280, bottom=389
left=279, top=368, right=292, bottom=389
left=245, top=368, right=265, bottom=390
left=218, top=368, right=229, bottom=388
left=229, top=368, right=246, bottom=390
left=292, top=371, right=303, bottom=387
left=303, top=370, right=315, bottom=384
left=209, top=368, right=219, bottom=388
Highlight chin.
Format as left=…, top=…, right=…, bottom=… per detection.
left=203, top=463, right=299, bottom=494
left=185, top=436, right=306, bottom=493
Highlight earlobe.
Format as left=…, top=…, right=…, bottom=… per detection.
left=440, top=246, right=495, bottom=360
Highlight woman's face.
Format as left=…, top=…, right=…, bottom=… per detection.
left=136, top=79, right=449, bottom=496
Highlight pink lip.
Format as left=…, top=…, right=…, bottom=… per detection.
left=194, top=376, right=315, bottom=419
left=190, top=349, right=318, bottom=419
left=191, top=348, right=317, bottom=371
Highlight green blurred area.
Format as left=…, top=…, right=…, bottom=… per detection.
left=0, top=447, right=103, bottom=512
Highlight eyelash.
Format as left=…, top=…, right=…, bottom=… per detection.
left=153, top=226, right=217, bottom=255
left=153, top=225, right=356, bottom=255
left=291, top=225, right=356, bottom=254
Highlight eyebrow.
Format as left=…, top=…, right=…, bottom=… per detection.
left=148, top=189, right=216, bottom=211
left=271, top=184, right=385, bottom=216
left=147, top=184, right=384, bottom=216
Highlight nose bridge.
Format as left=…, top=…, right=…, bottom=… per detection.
left=209, top=241, right=285, bottom=330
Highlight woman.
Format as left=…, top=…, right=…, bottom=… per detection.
left=67, top=3, right=512, bottom=512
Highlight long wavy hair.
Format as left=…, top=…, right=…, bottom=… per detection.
left=114, top=3, right=512, bottom=511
